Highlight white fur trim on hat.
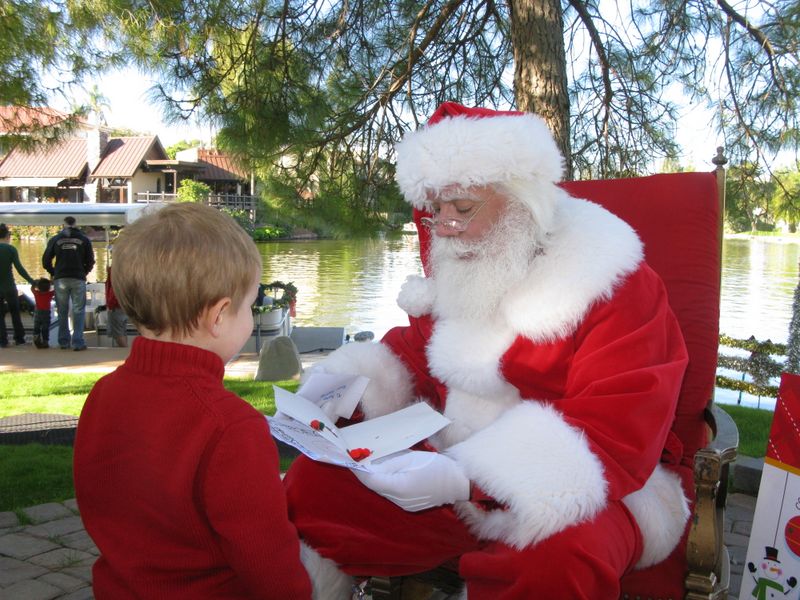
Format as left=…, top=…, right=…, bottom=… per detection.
left=622, top=464, right=690, bottom=569
left=304, top=341, right=414, bottom=419
left=447, top=401, right=608, bottom=549
left=395, top=112, right=564, bottom=210
left=397, top=274, right=435, bottom=317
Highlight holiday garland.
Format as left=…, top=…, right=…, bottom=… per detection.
left=719, top=334, right=786, bottom=355
left=253, top=281, right=298, bottom=313
left=715, top=375, right=780, bottom=398
left=265, top=281, right=298, bottom=309
left=717, top=333, right=788, bottom=400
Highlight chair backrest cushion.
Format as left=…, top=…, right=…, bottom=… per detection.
left=561, top=172, right=721, bottom=463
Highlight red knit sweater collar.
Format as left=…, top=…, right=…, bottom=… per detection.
left=123, top=336, right=225, bottom=380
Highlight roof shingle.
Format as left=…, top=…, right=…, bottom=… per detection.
left=92, top=136, right=166, bottom=178
left=0, top=138, right=88, bottom=179
left=197, top=149, right=248, bottom=181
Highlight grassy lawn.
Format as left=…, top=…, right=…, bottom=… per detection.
left=0, top=372, right=299, bottom=512
left=0, top=372, right=775, bottom=512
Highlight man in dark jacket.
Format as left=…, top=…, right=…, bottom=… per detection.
left=42, top=216, right=95, bottom=351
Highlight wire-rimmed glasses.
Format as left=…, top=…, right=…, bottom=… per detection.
left=420, top=201, right=487, bottom=232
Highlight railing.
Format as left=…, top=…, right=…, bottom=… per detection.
left=134, top=192, right=257, bottom=223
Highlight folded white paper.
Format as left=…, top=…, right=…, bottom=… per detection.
left=267, top=375, right=450, bottom=471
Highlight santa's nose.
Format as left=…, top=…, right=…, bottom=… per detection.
left=432, top=223, right=461, bottom=237
left=431, top=204, right=464, bottom=237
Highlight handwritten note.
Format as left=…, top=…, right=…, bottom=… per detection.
left=267, top=373, right=451, bottom=471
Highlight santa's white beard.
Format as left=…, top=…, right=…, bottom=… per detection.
left=429, top=201, right=541, bottom=320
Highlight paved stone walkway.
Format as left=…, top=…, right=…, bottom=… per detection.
left=0, top=493, right=757, bottom=599
left=0, top=500, right=95, bottom=600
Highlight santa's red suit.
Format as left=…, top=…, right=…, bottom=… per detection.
left=284, top=103, right=690, bottom=599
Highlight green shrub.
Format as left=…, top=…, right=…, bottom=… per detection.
left=176, top=179, right=212, bottom=203
left=220, top=207, right=255, bottom=235
left=253, top=225, right=290, bottom=241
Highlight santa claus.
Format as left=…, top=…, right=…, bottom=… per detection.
left=283, top=102, right=691, bottom=599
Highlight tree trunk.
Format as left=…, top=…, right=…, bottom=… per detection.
left=509, top=0, right=572, bottom=180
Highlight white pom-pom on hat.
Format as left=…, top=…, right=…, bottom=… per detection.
left=396, top=274, right=435, bottom=317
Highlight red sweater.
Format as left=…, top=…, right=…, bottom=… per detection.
left=31, top=288, right=54, bottom=310
left=74, top=337, right=311, bottom=599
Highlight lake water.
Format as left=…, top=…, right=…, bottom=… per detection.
left=13, top=234, right=798, bottom=409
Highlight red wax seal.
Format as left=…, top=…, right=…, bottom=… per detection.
left=348, top=448, right=372, bottom=461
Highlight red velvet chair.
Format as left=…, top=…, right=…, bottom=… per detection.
left=367, top=157, right=738, bottom=600
left=562, top=163, right=737, bottom=600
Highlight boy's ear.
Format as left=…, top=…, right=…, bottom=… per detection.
left=202, top=297, right=232, bottom=337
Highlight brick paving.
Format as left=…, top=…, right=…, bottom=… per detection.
left=0, top=493, right=757, bottom=600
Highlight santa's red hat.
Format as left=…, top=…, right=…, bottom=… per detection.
left=394, top=101, right=565, bottom=209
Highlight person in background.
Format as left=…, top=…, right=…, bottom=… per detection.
left=0, top=223, right=35, bottom=348
left=104, top=248, right=127, bottom=348
left=31, top=277, right=54, bottom=349
left=42, top=215, right=95, bottom=351
left=73, top=203, right=311, bottom=599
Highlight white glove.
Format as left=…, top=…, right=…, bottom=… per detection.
left=352, top=451, right=470, bottom=512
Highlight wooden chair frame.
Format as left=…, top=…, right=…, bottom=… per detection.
left=683, top=151, right=739, bottom=600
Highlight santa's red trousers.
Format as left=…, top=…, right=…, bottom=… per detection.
left=284, top=457, right=643, bottom=599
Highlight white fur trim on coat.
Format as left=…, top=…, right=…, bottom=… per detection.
left=395, top=113, right=564, bottom=210
left=397, top=274, right=435, bottom=317
left=304, top=342, right=414, bottom=419
left=502, top=196, right=643, bottom=343
left=299, top=541, right=354, bottom=600
left=622, top=464, right=690, bottom=569
left=427, top=317, right=518, bottom=400
left=447, top=401, right=607, bottom=549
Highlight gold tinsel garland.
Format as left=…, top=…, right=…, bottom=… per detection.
left=715, top=375, right=779, bottom=398
left=716, top=333, right=785, bottom=399
left=719, top=333, right=787, bottom=355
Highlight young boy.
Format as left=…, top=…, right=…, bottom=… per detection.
left=73, top=203, right=312, bottom=599
left=30, top=278, right=54, bottom=348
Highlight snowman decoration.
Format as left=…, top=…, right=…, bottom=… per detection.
left=748, top=546, right=798, bottom=599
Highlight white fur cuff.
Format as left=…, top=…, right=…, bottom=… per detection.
left=622, top=464, right=690, bottom=569
left=447, top=401, right=607, bottom=549
left=397, top=274, right=435, bottom=317
left=306, top=342, right=414, bottom=419
left=299, top=541, right=353, bottom=600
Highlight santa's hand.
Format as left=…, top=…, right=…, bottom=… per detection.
left=351, top=451, right=469, bottom=512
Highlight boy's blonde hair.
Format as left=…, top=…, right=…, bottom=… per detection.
left=112, top=203, right=262, bottom=338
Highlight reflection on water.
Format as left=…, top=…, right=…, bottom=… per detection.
left=14, top=234, right=799, bottom=408
left=721, top=238, right=799, bottom=344
left=256, top=236, right=424, bottom=338
left=15, top=234, right=424, bottom=340
left=14, top=235, right=799, bottom=341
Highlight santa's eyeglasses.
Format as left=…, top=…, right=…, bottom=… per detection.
left=420, top=201, right=487, bottom=232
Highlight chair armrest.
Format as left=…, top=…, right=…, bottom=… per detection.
left=708, top=404, right=739, bottom=462
left=685, top=404, right=739, bottom=599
